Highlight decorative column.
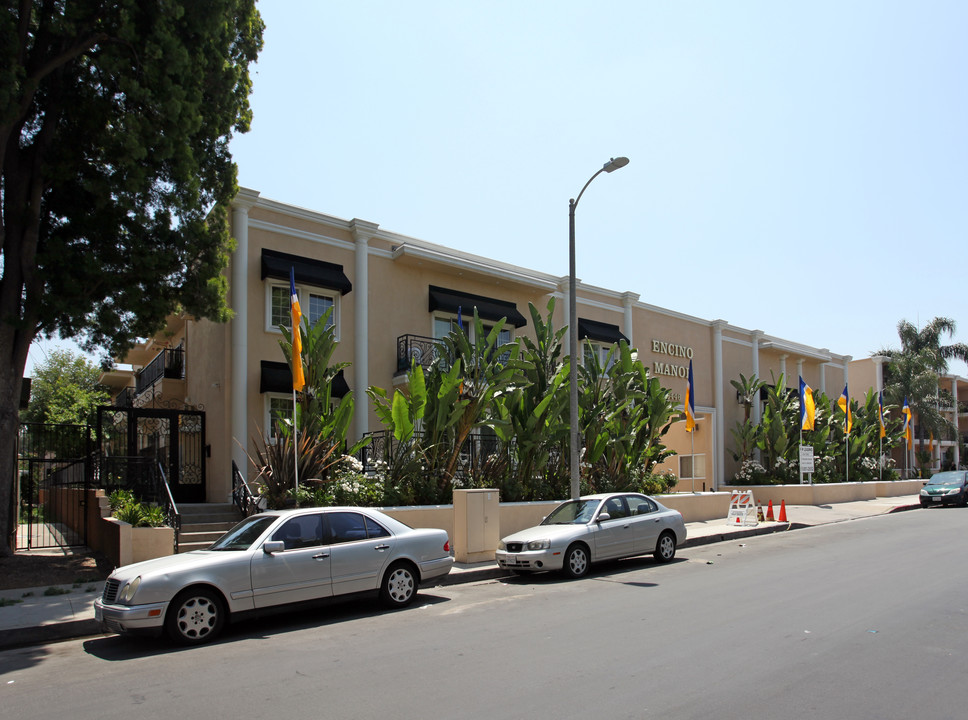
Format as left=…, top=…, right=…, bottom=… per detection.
left=350, top=220, right=378, bottom=444
left=230, top=189, right=259, bottom=478
left=779, top=354, right=788, bottom=387
left=750, top=331, right=762, bottom=427
left=872, top=355, right=888, bottom=392
left=621, top=292, right=638, bottom=348
left=820, top=354, right=830, bottom=394
left=712, top=320, right=726, bottom=490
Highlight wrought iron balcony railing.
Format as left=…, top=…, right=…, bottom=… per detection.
left=135, top=345, right=185, bottom=395
left=396, top=334, right=446, bottom=373
left=113, top=387, right=135, bottom=408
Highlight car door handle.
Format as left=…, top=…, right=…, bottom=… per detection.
left=374, top=544, right=390, bottom=551
left=312, top=552, right=330, bottom=560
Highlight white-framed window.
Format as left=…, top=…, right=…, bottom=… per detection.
left=433, top=313, right=512, bottom=345
left=265, top=394, right=294, bottom=443
left=267, top=283, right=337, bottom=337
left=678, top=454, right=706, bottom=481
left=583, top=341, right=616, bottom=370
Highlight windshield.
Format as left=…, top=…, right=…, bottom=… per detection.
left=541, top=499, right=601, bottom=525
left=209, top=515, right=277, bottom=551
left=927, top=472, right=966, bottom=487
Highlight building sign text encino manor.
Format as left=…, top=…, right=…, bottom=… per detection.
left=651, top=340, right=693, bottom=402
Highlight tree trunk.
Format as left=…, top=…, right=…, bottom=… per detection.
left=0, top=366, right=26, bottom=556
left=0, top=313, right=34, bottom=556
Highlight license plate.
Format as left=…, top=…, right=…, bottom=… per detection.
left=505, top=555, right=516, bottom=564
left=933, top=496, right=942, bottom=502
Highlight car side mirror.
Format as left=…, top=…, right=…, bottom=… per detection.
left=263, top=540, right=285, bottom=555
left=597, top=512, right=611, bottom=522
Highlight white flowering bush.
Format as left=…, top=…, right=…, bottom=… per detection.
left=732, top=460, right=768, bottom=485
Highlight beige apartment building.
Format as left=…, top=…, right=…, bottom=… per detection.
left=101, top=188, right=967, bottom=505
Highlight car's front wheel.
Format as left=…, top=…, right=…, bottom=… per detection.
left=654, top=531, right=677, bottom=563
left=380, top=562, right=418, bottom=608
left=563, top=543, right=590, bottom=579
left=165, top=587, right=225, bottom=645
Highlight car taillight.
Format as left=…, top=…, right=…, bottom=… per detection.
left=444, top=540, right=450, bottom=552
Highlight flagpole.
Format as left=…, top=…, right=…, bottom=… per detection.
left=293, top=388, right=300, bottom=504
left=690, top=430, right=695, bottom=493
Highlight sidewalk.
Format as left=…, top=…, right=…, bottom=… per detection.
left=0, top=495, right=921, bottom=650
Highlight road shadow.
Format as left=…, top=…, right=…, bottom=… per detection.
left=497, top=554, right=684, bottom=589
left=83, top=592, right=450, bottom=661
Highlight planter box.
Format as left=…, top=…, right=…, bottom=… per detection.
left=101, top=518, right=175, bottom=568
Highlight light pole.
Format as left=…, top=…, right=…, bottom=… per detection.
left=569, top=156, right=629, bottom=500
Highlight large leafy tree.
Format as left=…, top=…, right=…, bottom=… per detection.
left=23, top=348, right=108, bottom=425
left=0, top=2, right=263, bottom=553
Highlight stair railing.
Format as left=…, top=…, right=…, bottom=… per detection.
left=232, top=461, right=260, bottom=517
left=157, top=462, right=181, bottom=553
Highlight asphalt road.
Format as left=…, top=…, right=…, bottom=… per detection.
left=1, top=508, right=966, bottom=720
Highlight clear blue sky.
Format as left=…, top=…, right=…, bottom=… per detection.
left=28, top=0, right=968, bottom=378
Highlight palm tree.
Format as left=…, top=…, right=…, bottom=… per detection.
left=885, top=318, right=968, bottom=373
left=879, top=317, right=966, bottom=457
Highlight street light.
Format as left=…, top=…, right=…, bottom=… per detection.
left=569, top=156, right=629, bottom=500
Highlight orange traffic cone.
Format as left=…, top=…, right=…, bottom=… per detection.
left=778, top=499, right=788, bottom=522
left=735, top=516, right=741, bottom=524
left=757, top=504, right=765, bottom=522
left=766, top=500, right=775, bottom=521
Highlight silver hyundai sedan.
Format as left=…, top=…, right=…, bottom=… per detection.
left=95, top=507, right=454, bottom=645
left=495, top=493, right=686, bottom=578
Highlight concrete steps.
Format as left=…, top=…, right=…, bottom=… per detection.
left=177, top=503, right=242, bottom=553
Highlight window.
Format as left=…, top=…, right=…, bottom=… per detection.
left=266, top=395, right=294, bottom=441
left=583, top=341, right=616, bottom=370
left=364, top=516, right=390, bottom=539
left=679, top=454, right=706, bottom=480
left=268, top=283, right=337, bottom=335
left=629, top=496, right=657, bottom=515
left=326, top=512, right=370, bottom=544
left=272, top=514, right=324, bottom=550
left=601, top=496, right=629, bottom=520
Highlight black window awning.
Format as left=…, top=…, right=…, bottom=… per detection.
left=578, top=318, right=628, bottom=344
left=260, top=361, right=349, bottom=398
left=261, top=249, right=352, bottom=295
left=428, top=285, right=527, bottom=328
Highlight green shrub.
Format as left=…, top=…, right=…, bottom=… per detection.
left=110, top=491, right=168, bottom=528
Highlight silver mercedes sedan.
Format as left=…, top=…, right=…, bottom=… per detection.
left=95, top=507, right=454, bottom=645
left=495, top=493, right=686, bottom=578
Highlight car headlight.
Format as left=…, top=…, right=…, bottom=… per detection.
left=526, top=539, right=551, bottom=551
left=497, top=540, right=506, bottom=551
left=947, top=488, right=961, bottom=495
left=119, top=576, right=141, bottom=604
left=920, top=489, right=929, bottom=496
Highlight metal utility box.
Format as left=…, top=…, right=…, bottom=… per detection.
left=453, top=489, right=500, bottom=563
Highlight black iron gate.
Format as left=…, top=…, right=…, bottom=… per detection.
left=17, top=423, right=94, bottom=550
left=96, top=406, right=206, bottom=504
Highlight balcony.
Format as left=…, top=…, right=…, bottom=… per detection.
left=113, top=387, right=136, bottom=408
left=135, top=345, right=185, bottom=396
left=396, top=334, right=446, bottom=374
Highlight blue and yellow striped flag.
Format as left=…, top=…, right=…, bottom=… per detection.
left=799, top=376, right=815, bottom=431
left=837, top=384, right=852, bottom=435
left=902, top=397, right=913, bottom=449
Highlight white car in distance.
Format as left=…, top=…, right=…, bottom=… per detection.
left=495, top=493, right=686, bottom=578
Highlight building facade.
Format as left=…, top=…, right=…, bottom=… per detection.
left=101, top=189, right=967, bottom=504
